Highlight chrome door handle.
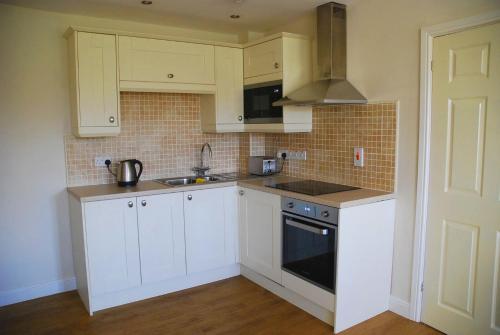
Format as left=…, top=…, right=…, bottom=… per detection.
left=109, top=116, right=115, bottom=123
left=285, top=219, right=329, bottom=235
left=141, top=200, right=147, bottom=207
left=128, top=201, right=133, bottom=208
left=187, top=195, right=192, bottom=200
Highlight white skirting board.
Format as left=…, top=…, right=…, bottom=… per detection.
left=0, top=277, right=76, bottom=307
left=389, top=295, right=411, bottom=319
left=240, top=265, right=335, bottom=325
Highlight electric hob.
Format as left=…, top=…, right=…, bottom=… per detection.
left=266, top=180, right=359, bottom=196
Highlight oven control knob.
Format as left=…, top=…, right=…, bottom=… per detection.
left=321, top=210, right=330, bottom=218
left=287, top=202, right=294, bottom=209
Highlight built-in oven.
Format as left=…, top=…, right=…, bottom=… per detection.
left=244, top=81, right=283, bottom=123
left=282, top=197, right=338, bottom=294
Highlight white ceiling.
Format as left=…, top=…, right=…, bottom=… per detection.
left=0, top=0, right=353, bottom=34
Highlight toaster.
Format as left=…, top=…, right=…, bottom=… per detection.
left=248, top=156, right=277, bottom=176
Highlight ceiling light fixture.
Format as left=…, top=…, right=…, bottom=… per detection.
left=141, top=0, right=152, bottom=4
left=230, top=14, right=240, bottom=19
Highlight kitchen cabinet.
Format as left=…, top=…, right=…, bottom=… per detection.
left=67, top=31, right=120, bottom=137
left=244, top=38, right=282, bottom=79
left=243, top=34, right=313, bottom=133
left=183, top=187, right=238, bottom=274
left=84, top=197, right=141, bottom=296
left=238, top=187, right=282, bottom=284
left=201, top=46, right=244, bottom=132
left=119, top=36, right=215, bottom=91
left=137, top=193, right=186, bottom=284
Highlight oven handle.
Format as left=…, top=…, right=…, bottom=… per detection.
left=285, top=219, right=329, bottom=236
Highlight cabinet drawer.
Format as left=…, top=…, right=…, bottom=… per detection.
left=244, top=38, right=282, bottom=79
left=119, top=36, right=215, bottom=85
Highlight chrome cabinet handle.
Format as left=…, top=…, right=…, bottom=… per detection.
left=141, top=200, right=147, bottom=207
left=274, top=62, right=280, bottom=69
left=109, top=116, right=115, bottom=123
left=128, top=201, right=133, bottom=208
left=238, top=115, right=243, bottom=122
left=239, top=190, right=244, bottom=196
left=167, top=73, right=174, bottom=78
left=187, top=195, right=192, bottom=201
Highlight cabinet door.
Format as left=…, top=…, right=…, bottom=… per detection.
left=238, top=187, right=282, bottom=284
left=215, top=46, right=244, bottom=126
left=84, top=197, right=140, bottom=296
left=183, top=187, right=238, bottom=274
left=244, top=38, right=282, bottom=78
left=119, top=36, right=215, bottom=85
left=137, top=193, right=186, bottom=284
left=77, top=32, right=119, bottom=128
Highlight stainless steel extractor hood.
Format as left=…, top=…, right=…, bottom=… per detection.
left=273, top=2, right=367, bottom=106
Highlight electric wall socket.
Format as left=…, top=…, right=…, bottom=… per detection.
left=95, top=155, right=112, bottom=167
left=277, top=150, right=307, bottom=161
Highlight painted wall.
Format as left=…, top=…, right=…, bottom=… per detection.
left=269, top=0, right=500, bottom=307
left=0, top=4, right=239, bottom=305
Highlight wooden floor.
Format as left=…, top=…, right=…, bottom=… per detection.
left=0, top=276, right=442, bottom=335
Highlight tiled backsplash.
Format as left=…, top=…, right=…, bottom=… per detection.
left=64, top=92, right=397, bottom=192
left=255, top=103, right=398, bottom=192
left=64, top=92, right=240, bottom=186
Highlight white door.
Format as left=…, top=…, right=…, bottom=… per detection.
left=77, top=32, right=118, bottom=128
left=215, top=46, right=244, bottom=126
left=84, top=198, right=141, bottom=296
left=183, top=187, right=238, bottom=274
left=137, top=193, right=186, bottom=284
left=422, top=22, right=500, bottom=335
left=119, top=36, right=215, bottom=85
left=238, top=187, right=282, bottom=284
left=243, top=38, right=282, bottom=78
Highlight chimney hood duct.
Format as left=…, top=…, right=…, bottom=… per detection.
left=273, top=2, right=367, bottom=106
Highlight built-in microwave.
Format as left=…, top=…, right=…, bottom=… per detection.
left=244, top=81, right=283, bottom=124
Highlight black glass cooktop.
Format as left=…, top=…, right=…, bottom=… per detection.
left=267, top=180, right=359, bottom=196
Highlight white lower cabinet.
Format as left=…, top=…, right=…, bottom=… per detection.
left=137, top=193, right=186, bottom=284
left=238, top=187, right=282, bottom=284
left=183, top=187, right=238, bottom=274
left=84, top=197, right=141, bottom=296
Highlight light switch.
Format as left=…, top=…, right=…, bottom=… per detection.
left=354, top=147, right=364, bottom=167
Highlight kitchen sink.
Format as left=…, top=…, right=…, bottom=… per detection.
left=154, top=176, right=221, bottom=186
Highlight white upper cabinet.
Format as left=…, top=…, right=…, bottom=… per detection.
left=119, top=36, right=215, bottom=89
left=67, top=31, right=120, bottom=137
left=244, top=38, right=282, bottom=79
left=238, top=187, right=282, bottom=284
left=84, top=197, right=141, bottom=296
left=137, top=193, right=186, bottom=284
left=201, top=46, right=244, bottom=133
left=183, top=187, right=238, bottom=274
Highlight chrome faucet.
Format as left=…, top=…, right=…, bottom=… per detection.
left=192, top=142, right=212, bottom=177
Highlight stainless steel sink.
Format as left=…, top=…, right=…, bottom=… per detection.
left=154, top=176, right=221, bottom=186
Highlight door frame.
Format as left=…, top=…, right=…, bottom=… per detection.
left=411, top=10, right=500, bottom=322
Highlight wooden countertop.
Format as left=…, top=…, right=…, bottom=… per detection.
left=68, top=175, right=395, bottom=208
left=237, top=176, right=394, bottom=208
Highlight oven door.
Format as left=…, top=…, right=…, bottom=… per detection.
left=282, top=212, right=337, bottom=293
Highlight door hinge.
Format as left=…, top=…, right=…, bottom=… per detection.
left=420, top=282, right=424, bottom=292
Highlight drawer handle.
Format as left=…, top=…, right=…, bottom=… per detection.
left=239, top=190, right=244, bottom=196
left=128, top=201, right=133, bottom=208
left=141, top=200, right=147, bottom=207
left=238, top=115, right=243, bottom=122
left=109, top=116, right=115, bottom=123
left=274, top=62, right=280, bottom=69
left=187, top=195, right=192, bottom=201
left=167, top=73, right=174, bottom=78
